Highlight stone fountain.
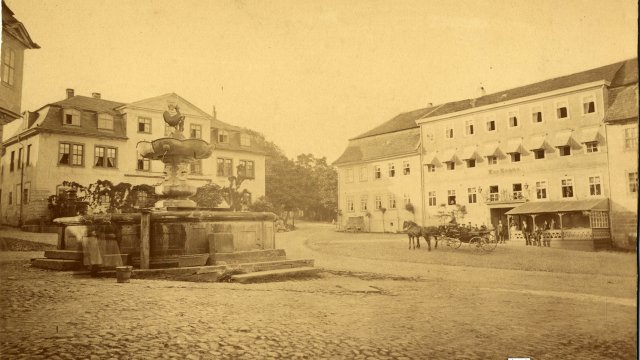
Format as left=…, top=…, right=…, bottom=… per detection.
left=35, top=103, right=316, bottom=282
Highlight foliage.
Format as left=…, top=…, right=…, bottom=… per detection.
left=248, top=196, right=276, bottom=213
left=190, top=183, right=225, bottom=208
left=405, top=203, right=415, bottom=214
left=435, top=203, right=468, bottom=225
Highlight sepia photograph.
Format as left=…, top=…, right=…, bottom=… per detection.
left=0, top=0, right=637, bottom=359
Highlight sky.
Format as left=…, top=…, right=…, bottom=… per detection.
left=5, top=0, right=638, bottom=162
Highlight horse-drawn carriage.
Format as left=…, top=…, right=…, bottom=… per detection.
left=402, top=220, right=498, bottom=252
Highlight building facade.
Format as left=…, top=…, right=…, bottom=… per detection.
left=335, top=59, right=637, bottom=249
left=1, top=91, right=266, bottom=225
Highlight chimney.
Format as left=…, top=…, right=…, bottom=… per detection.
left=66, top=88, right=74, bottom=99
left=427, top=102, right=433, bottom=107
left=212, top=105, right=217, bottom=120
left=92, top=92, right=101, bottom=99
left=477, top=86, right=486, bottom=98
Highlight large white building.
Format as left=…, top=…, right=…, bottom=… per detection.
left=335, top=58, right=638, bottom=250
left=1, top=91, right=266, bottom=226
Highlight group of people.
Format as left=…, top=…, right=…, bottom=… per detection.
left=495, top=219, right=554, bottom=247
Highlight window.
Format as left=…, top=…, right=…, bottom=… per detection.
left=531, top=106, right=543, bottom=123
left=190, top=124, right=202, bottom=139
left=22, top=182, right=30, bottom=204
left=536, top=181, right=547, bottom=199
left=561, top=178, right=574, bottom=198
left=486, top=119, right=496, bottom=132
left=359, top=167, right=367, bottom=181
left=628, top=171, right=638, bottom=193
left=588, top=176, right=601, bottom=196
left=466, top=159, right=476, bottom=168
left=98, top=114, right=114, bottom=130
left=374, top=166, right=381, bottom=179
left=403, top=194, right=411, bottom=206
left=346, top=169, right=354, bottom=183
left=15, top=184, right=21, bottom=205
left=510, top=153, right=521, bottom=162
left=388, top=163, right=396, bottom=177
left=445, top=126, right=454, bottom=139
left=512, top=183, right=523, bottom=200
left=508, top=111, right=518, bottom=127
left=488, top=186, right=499, bottom=202
left=465, top=120, right=474, bottom=135
left=360, top=196, right=368, bottom=211
left=347, top=197, right=354, bottom=212
left=63, top=109, right=81, bottom=126
left=8, top=191, right=12, bottom=205
left=374, top=195, right=382, bottom=209
left=17, top=148, right=22, bottom=169
left=582, top=95, right=596, bottom=114
left=239, top=160, right=255, bottom=178
left=428, top=191, right=436, bottom=206
left=138, top=117, right=152, bottom=133
left=590, top=211, right=609, bottom=228
left=624, top=127, right=638, bottom=150
left=585, top=142, right=598, bottom=153
left=240, top=134, right=251, bottom=146
left=59, top=143, right=84, bottom=166
left=26, top=145, right=31, bottom=166
left=403, top=161, right=410, bottom=175
left=218, top=130, right=229, bottom=143
left=94, top=146, right=117, bottom=168
left=426, top=164, right=436, bottom=173
left=137, top=154, right=150, bottom=171
left=558, top=146, right=571, bottom=156
left=487, top=156, right=497, bottom=165
left=10, top=151, right=14, bottom=172
left=446, top=162, right=455, bottom=170
left=533, top=149, right=545, bottom=159
left=468, top=187, right=477, bottom=204
left=1, top=47, right=15, bottom=86
left=388, top=194, right=397, bottom=209
left=136, top=191, right=148, bottom=208
left=447, top=190, right=456, bottom=205
left=190, top=159, right=202, bottom=174
left=217, top=158, right=233, bottom=177
left=556, top=102, right=569, bottom=119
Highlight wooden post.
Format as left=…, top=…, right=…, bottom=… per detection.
left=140, top=210, right=151, bottom=270
left=558, top=213, right=564, bottom=241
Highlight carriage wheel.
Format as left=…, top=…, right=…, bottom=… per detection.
left=469, top=237, right=484, bottom=250
left=481, top=235, right=498, bottom=252
left=447, top=237, right=461, bottom=249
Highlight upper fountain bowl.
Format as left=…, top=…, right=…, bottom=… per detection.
left=137, top=137, right=214, bottom=162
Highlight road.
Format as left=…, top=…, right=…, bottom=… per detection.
left=0, top=222, right=636, bottom=359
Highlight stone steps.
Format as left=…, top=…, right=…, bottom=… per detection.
left=31, top=258, right=82, bottom=271
left=231, top=266, right=321, bottom=284
left=212, top=249, right=287, bottom=265
left=44, top=250, right=83, bottom=261
left=237, top=259, right=315, bottom=273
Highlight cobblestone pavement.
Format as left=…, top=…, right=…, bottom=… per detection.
left=0, top=223, right=637, bottom=359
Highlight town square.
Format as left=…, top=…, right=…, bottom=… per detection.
left=0, top=0, right=638, bottom=359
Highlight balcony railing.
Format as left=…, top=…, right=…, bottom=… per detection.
left=485, top=190, right=528, bottom=204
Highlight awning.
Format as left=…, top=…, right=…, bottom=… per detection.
left=423, top=152, right=438, bottom=165
left=504, top=138, right=523, bottom=154
left=578, top=126, right=601, bottom=143
left=506, top=198, right=609, bottom=215
left=553, top=130, right=573, bottom=147
left=526, top=135, right=547, bottom=150
left=439, top=148, right=457, bottom=163
left=481, top=142, right=501, bottom=157
left=459, top=146, right=478, bottom=160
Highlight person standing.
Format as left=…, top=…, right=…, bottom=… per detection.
left=522, top=220, right=531, bottom=246
left=496, top=220, right=504, bottom=244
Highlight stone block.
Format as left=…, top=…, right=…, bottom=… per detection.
left=31, top=258, right=82, bottom=271
left=209, top=233, right=234, bottom=253
left=230, top=267, right=320, bottom=283
left=44, top=250, right=83, bottom=261
left=212, top=249, right=287, bottom=265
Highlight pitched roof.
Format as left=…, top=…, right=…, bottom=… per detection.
left=352, top=106, right=437, bottom=139
left=2, top=2, right=39, bottom=49
left=333, top=128, right=420, bottom=165
left=604, top=84, right=639, bottom=123
left=50, top=95, right=124, bottom=114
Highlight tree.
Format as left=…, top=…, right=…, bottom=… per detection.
left=191, top=183, right=225, bottom=208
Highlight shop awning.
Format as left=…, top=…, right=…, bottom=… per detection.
left=506, top=198, right=609, bottom=215
left=578, top=126, right=601, bottom=143
left=553, top=130, right=574, bottom=147
left=423, top=152, right=438, bottom=165
left=439, top=148, right=457, bottom=163
left=505, top=138, right=523, bottom=154
left=481, top=142, right=501, bottom=157
left=527, top=135, right=547, bottom=150
left=459, top=146, right=478, bottom=160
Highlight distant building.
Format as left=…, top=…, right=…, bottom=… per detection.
left=0, top=2, right=39, bottom=132
left=335, top=59, right=638, bottom=250
left=1, top=91, right=266, bottom=225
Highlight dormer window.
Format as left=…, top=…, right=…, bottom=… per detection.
left=240, top=133, right=251, bottom=146
left=63, top=109, right=81, bottom=126
left=218, top=130, right=229, bottom=143
left=98, top=113, right=114, bottom=130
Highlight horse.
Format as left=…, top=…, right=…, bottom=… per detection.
left=402, top=221, right=441, bottom=251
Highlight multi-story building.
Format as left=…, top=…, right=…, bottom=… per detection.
left=1, top=91, right=265, bottom=225
left=1, top=2, right=39, bottom=134
left=335, top=58, right=637, bottom=250
left=334, top=107, right=436, bottom=232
